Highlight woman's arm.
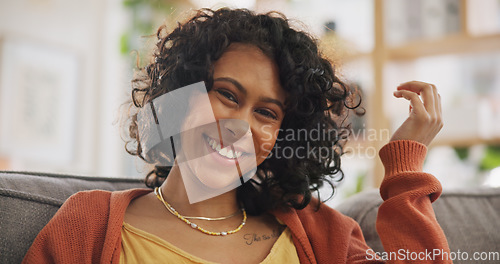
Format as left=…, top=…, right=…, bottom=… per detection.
left=376, top=140, right=451, bottom=263
left=374, top=81, right=451, bottom=263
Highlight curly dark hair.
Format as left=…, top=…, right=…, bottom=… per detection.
left=124, top=8, right=361, bottom=215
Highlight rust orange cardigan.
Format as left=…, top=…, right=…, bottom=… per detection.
left=22, top=140, right=451, bottom=263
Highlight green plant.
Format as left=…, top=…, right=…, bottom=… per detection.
left=453, top=146, right=469, bottom=161
left=480, top=145, right=500, bottom=171
left=120, top=0, right=177, bottom=66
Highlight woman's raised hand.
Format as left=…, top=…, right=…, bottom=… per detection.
left=390, top=81, right=443, bottom=146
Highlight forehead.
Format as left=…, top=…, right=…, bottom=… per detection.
left=212, top=43, right=286, bottom=101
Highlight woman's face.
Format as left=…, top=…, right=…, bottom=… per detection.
left=210, top=43, right=286, bottom=164
left=179, top=43, right=286, bottom=193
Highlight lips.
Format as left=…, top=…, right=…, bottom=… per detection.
left=204, top=135, right=243, bottom=159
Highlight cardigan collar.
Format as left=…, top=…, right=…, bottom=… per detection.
left=106, top=188, right=316, bottom=264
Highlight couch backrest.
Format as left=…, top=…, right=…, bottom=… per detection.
left=336, top=187, right=500, bottom=263
left=0, top=171, right=145, bottom=264
left=3, top=170, right=500, bottom=264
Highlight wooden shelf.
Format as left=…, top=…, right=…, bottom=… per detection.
left=431, top=137, right=500, bottom=148
left=387, top=33, right=500, bottom=60
left=343, top=136, right=500, bottom=152
left=368, top=0, right=500, bottom=185
left=340, top=51, right=373, bottom=62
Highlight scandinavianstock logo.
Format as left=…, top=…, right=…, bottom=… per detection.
left=137, top=82, right=388, bottom=203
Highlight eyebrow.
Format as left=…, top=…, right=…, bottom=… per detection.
left=214, top=77, right=285, bottom=110
left=259, top=97, right=285, bottom=111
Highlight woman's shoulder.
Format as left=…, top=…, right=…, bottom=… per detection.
left=63, top=188, right=144, bottom=206
left=36, top=188, right=152, bottom=241
left=66, top=189, right=112, bottom=202
left=273, top=198, right=360, bottom=233
left=297, top=199, right=359, bottom=228
left=22, top=189, right=151, bottom=263
left=66, top=188, right=150, bottom=201
left=57, top=188, right=151, bottom=221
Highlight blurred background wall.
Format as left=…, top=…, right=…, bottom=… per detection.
left=0, top=0, right=499, bottom=206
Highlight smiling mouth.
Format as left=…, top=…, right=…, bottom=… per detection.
left=204, top=135, right=243, bottom=159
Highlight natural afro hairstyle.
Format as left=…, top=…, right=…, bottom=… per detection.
left=124, top=8, right=361, bottom=215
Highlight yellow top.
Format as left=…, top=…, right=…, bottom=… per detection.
left=120, top=222, right=300, bottom=264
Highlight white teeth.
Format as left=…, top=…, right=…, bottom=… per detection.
left=206, top=136, right=243, bottom=159
left=219, top=148, right=228, bottom=156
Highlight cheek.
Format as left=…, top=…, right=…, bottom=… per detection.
left=182, top=98, right=214, bottom=131
left=207, top=94, right=226, bottom=120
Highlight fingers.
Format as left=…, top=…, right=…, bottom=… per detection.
left=436, top=90, right=443, bottom=130
left=427, top=83, right=442, bottom=130
left=393, top=90, right=427, bottom=117
left=397, top=81, right=436, bottom=117
left=391, top=81, right=444, bottom=145
left=432, top=84, right=443, bottom=128
left=395, top=81, right=443, bottom=130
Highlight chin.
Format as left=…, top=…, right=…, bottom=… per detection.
left=176, top=155, right=243, bottom=203
left=196, top=173, right=240, bottom=190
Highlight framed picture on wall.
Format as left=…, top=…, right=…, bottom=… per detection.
left=0, top=38, right=79, bottom=165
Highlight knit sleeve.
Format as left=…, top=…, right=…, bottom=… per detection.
left=375, top=140, right=452, bottom=263
left=22, top=190, right=112, bottom=264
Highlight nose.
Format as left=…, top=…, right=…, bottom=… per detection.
left=220, top=119, right=250, bottom=143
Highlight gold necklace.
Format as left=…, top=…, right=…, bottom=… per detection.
left=154, top=187, right=246, bottom=236
left=184, top=212, right=240, bottom=221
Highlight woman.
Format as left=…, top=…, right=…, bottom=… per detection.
left=23, top=8, right=450, bottom=263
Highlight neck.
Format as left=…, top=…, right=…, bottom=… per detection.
left=160, top=165, right=240, bottom=218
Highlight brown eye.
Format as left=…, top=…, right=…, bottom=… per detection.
left=217, top=90, right=238, bottom=103
left=256, top=109, right=278, bottom=120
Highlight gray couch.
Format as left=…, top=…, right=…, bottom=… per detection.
left=336, top=188, right=500, bottom=262
left=0, top=171, right=144, bottom=263
left=1, top=171, right=500, bottom=263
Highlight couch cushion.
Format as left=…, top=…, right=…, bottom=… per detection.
left=335, top=187, right=500, bottom=263
left=0, top=171, right=145, bottom=264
